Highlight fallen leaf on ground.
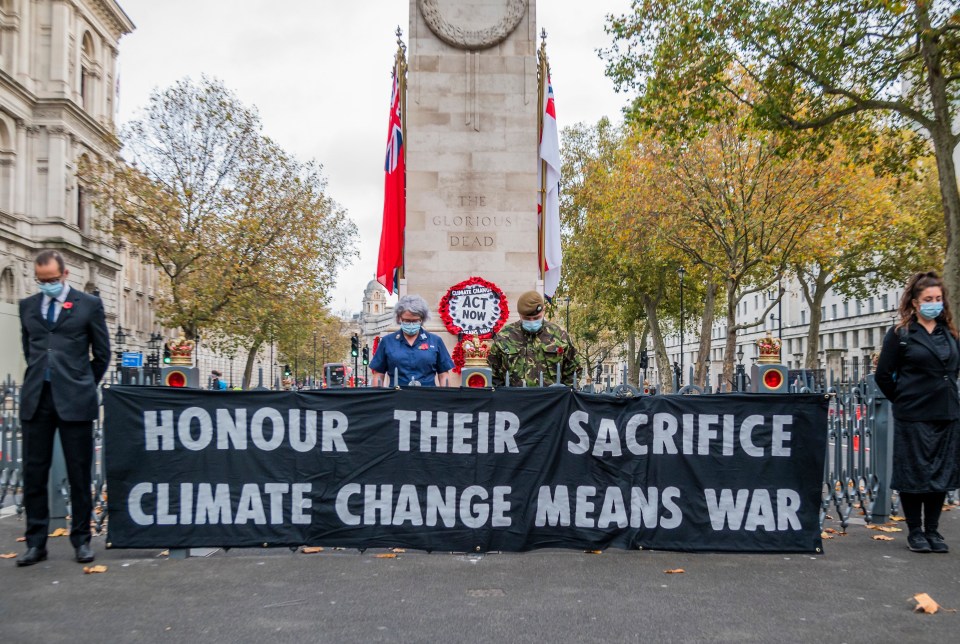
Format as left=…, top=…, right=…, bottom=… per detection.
left=942, top=505, right=953, bottom=512
left=890, top=515, right=905, bottom=522
left=83, top=565, right=108, bottom=574
left=821, top=531, right=835, bottom=540
left=912, top=593, right=942, bottom=614
left=664, top=568, right=685, bottom=574
left=866, top=525, right=902, bottom=533
left=824, top=527, right=838, bottom=534
left=374, top=553, right=397, bottom=559
left=872, top=535, right=895, bottom=541
left=158, top=550, right=169, bottom=557
left=0, top=553, right=17, bottom=559
left=48, top=528, right=69, bottom=537
left=824, top=514, right=834, bottom=520
left=301, top=546, right=324, bottom=554
left=586, top=550, right=602, bottom=554
left=16, top=537, right=26, bottom=543
left=391, top=548, right=406, bottom=553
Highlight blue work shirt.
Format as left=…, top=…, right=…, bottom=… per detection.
left=369, top=329, right=454, bottom=386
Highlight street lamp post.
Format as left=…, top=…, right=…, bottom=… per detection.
left=564, top=295, right=571, bottom=331
left=678, top=266, right=686, bottom=385
left=312, top=331, right=317, bottom=388
left=114, top=326, right=127, bottom=380
left=321, top=335, right=328, bottom=383
left=735, top=345, right=745, bottom=392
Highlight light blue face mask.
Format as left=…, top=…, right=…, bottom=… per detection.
left=39, top=281, right=63, bottom=299
left=919, top=302, right=944, bottom=320
left=400, top=322, right=422, bottom=336
left=521, top=319, right=543, bottom=333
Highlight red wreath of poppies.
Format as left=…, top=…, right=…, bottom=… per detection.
left=439, top=276, right=509, bottom=374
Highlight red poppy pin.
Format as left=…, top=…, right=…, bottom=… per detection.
left=556, top=346, right=563, bottom=355
left=62, top=302, right=73, bottom=310
left=419, top=343, right=429, bottom=350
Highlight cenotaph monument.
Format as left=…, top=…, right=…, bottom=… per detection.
left=400, top=0, right=542, bottom=357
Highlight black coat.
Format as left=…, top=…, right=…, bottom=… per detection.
left=19, top=288, right=111, bottom=422
left=875, top=321, right=960, bottom=421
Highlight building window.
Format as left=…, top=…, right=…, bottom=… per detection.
left=821, top=306, right=826, bottom=319
left=843, top=301, right=849, bottom=317
left=852, top=330, right=859, bottom=349
left=801, top=309, right=806, bottom=324
left=881, top=294, right=889, bottom=310
left=856, top=301, right=862, bottom=315
left=831, top=304, right=837, bottom=319
left=868, top=297, right=875, bottom=313
left=864, top=328, right=873, bottom=347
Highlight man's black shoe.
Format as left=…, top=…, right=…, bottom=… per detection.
left=908, top=529, right=932, bottom=553
left=16, top=547, right=48, bottom=567
left=925, top=531, right=949, bottom=554
left=75, top=543, right=95, bottom=563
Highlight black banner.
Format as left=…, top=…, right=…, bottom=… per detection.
left=103, top=387, right=828, bottom=553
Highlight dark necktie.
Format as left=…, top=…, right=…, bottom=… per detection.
left=46, top=298, right=57, bottom=326
left=45, top=298, right=56, bottom=381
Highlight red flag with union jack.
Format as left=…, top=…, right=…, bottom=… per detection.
left=377, top=62, right=405, bottom=294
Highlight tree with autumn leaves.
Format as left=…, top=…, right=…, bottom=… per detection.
left=603, top=0, right=959, bottom=304
left=82, top=77, right=357, bottom=385
left=560, top=102, right=935, bottom=389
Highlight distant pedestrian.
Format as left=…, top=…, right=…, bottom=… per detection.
left=211, top=370, right=227, bottom=391
left=875, top=271, right=960, bottom=554
left=369, top=294, right=454, bottom=387
left=16, top=250, right=110, bottom=567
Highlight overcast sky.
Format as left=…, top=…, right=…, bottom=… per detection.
left=115, top=1, right=635, bottom=314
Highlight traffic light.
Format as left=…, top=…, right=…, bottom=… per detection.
left=351, top=334, right=359, bottom=357
left=639, top=348, right=648, bottom=370
left=362, top=345, right=369, bottom=365
left=163, top=345, right=172, bottom=364
left=283, top=364, right=292, bottom=378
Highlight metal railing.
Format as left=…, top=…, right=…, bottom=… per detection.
left=1, top=373, right=956, bottom=537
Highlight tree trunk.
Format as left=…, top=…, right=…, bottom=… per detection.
left=242, top=339, right=263, bottom=389
left=800, top=270, right=829, bottom=370
left=626, top=330, right=637, bottom=387
left=643, top=295, right=671, bottom=393
left=694, top=281, right=717, bottom=388
left=721, top=280, right=738, bottom=387
left=918, top=1, right=960, bottom=302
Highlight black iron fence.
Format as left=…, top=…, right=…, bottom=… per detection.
left=0, top=374, right=956, bottom=538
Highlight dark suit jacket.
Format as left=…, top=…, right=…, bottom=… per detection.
left=19, top=288, right=111, bottom=422
left=875, top=322, right=960, bottom=421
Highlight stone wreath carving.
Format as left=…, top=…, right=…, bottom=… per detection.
left=418, top=0, right=527, bottom=50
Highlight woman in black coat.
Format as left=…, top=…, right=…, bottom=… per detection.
left=875, top=271, right=960, bottom=554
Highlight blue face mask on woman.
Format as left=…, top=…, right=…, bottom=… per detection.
left=400, top=322, right=422, bottom=336
left=521, top=319, right=543, bottom=333
left=39, top=281, right=63, bottom=299
left=918, top=302, right=944, bottom=320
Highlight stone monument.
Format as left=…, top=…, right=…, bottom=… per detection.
left=401, top=0, right=541, bottom=344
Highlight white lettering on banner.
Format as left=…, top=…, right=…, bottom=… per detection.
left=142, top=408, right=349, bottom=453
left=334, top=484, right=513, bottom=528
left=567, top=412, right=794, bottom=458
left=393, top=410, right=517, bottom=453
left=534, top=486, right=684, bottom=529
left=704, top=488, right=801, bottom=531
left=128, top=482, right=312, bottom=526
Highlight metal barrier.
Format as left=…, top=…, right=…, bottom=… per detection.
left=1, top=373, right=955, bottom=538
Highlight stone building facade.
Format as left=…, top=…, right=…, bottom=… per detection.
left=0, top=0, right=168, bottom=380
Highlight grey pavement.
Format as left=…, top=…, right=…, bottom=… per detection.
left=1, top=506, right=958, bottom=644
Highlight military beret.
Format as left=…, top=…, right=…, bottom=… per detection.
left=517, top=290, right=545, bottom=316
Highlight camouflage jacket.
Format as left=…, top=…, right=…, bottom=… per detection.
left=487, top=320, right=578, bottom=387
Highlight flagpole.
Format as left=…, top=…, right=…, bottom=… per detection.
left=396, top=28, right=408, bottom=285
left=537, top=30, right=548, bottom=286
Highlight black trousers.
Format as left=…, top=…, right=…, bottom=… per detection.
left=22, top=383, right=94, bottom=549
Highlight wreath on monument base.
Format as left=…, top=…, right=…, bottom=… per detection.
left=438, top=276, right=509, bottom=373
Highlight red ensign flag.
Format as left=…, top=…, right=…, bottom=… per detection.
left=376, top=64, right=405, bottom=294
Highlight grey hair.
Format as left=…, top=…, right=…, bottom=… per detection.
left=395, top=294, right=430, bottom=323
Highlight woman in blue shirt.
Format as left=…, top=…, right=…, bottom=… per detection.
left=370, top=295, right=454, bottom=387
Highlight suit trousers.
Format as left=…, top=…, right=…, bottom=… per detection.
left=22, top=383, right=94, bottom=548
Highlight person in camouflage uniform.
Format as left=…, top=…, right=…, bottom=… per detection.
left=487, top=290, right=578, bottom=386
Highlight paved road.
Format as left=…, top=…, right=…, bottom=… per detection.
left=1, top=506, right=958, bottom=643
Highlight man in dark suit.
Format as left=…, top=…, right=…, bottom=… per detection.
left=16, top=249, right=110, bottom=566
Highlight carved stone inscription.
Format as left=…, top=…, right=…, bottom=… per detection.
left=434, top=192, right=515, bottom=250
